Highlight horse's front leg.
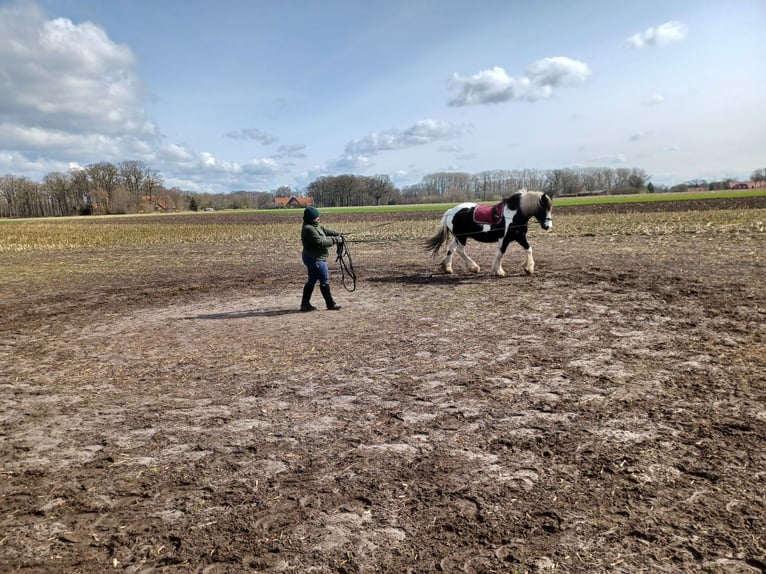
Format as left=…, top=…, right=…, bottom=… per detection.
left=523, top=248, right=535, bottom=275
left=455, top=240, right=480, bottom=273
left=490, top=240, right=506, bottom=277
left=518, top=234, right=535, bottom=275
left=439, top=238, right=457, bottom=274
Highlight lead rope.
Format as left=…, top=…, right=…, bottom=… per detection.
left=335, top=236, right=357, bottom=292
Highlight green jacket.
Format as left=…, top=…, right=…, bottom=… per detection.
left=301, top=221, right=340, bottom=260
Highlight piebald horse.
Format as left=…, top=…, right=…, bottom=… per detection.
left=426, top=189, right=553, bottom=276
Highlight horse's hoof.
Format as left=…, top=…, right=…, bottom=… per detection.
left=496, top=270, right=506, bottom=277
left=523, top=268, right=534, bottom=275
left=471, top=266, right=481, bottom=274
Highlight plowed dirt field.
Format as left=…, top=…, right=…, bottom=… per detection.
left=2, top=197, right=764, bottom=573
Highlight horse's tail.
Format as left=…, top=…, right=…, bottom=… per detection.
left=425, top=214, right=451, bottom=256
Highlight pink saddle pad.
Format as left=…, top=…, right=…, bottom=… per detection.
left=473, top=203, right=503, bottom=225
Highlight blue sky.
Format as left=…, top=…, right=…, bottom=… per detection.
left=1, top=0, right=764, bottom=193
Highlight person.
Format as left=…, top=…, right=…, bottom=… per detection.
left=300, top=206, right=342, bottom=311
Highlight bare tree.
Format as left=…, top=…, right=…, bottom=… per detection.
left=274, top=185, right=292, bottom=198
left=307, top=177, right=329, bottom=207
left=118, top=160, right=145, bottom=200
left=86, top=162, right=120, bottom=212
left=366, top=175, right=397, bottom=206
left=116, top=160, right=163, bottom=211
left=420, top=172, right=472, bottom=200
left=0, top=175, right=21, bottom=217
left=628, top=168, right=650, bottom=190
left=43, top=172, right=77, bottom=216
left=0, top=176, right=43, bottom=218
left=143, top=168, right=163, bottom=201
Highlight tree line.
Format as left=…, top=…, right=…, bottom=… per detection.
left=0, top=160, right=174, bottom=218
left=2, top=161, right=764, bottom=218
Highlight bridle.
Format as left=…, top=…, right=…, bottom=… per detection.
left=335, top=236, right=357, bottom=292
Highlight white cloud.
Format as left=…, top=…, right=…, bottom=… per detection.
left=528, top=57, right=591, bottom=88
left=448, top=57, right=591, bottom=106
left=225, top=127, right=278, bottom=145
left=0, top=150, right=64, bottom=175
left=274, top=144, right=307, bottom=159
left=626, top=21, right=688, bottom=48
left=643, top=94, right=665, bottom=106
left=201, top=152, right=217, bottom=167
left=147, top=140, right=287, bottom=191
left=156, top=146, right=242, bottom=174
left=242, top=157, right=281, bottom=175
left=629, top=131, right=653, bottom=142
left=0, top=3, right=157, bottom=138
left=328, top=154, right=375, bottom=172
left=0, top=122, right=154, bottom=161
left=163, top=157, right=281, bottom=193
left=157, top=144, right=198, bottom=163
left=344, top=119, right=463, bottom=155
left=590, top=153, right=627, bottom=165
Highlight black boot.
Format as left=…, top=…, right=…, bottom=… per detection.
left=300, top=283, right=317, bottom=312
left=319, top=284, right=341, bottom=310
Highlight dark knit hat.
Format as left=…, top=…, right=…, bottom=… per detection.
left=303, top=206, right=320, bottom=221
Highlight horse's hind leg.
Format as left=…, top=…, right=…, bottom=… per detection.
left=439, top=238, right=457, bottom=274
left=455, top=240, right=481, bottom=273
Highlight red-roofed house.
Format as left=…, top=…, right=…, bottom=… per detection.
left=140, top=195, right=168, bottom=211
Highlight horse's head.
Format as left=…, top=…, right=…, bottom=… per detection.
left=537, top=192, right=553, bottom=231
left=517, top=190, right=553, bottom=230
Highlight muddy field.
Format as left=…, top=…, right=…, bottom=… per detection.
left=1, top=197, right=765, bottom=573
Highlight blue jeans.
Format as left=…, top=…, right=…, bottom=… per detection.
left=302, top=255, right=330, bottom=286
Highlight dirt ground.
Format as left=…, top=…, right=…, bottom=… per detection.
left=1, top=197, right=764, bottom=573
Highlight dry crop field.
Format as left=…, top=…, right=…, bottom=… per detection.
left=1, top=196, right=765, bottom=573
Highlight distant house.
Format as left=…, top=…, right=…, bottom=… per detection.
left=140, top=195, right=168, bottom=211
left=729, top=181, right=752, bottom=190
left=274, top=196, right=314, bottom=208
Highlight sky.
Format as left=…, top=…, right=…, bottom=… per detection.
left=1, top=0, right=764, bottom=194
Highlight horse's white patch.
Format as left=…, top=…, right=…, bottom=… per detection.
left=445, top=202, right=477, bottom=230
left=502, top=206, right=518, bottom=230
